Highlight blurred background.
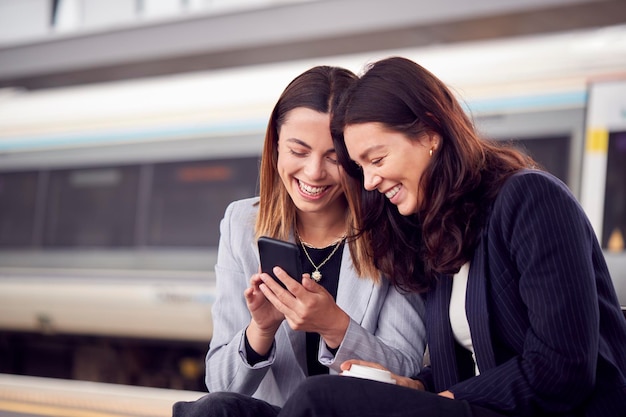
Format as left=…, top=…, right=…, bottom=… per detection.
left=0, top=0, right=625, bottom=415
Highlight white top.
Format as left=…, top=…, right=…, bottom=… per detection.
left=449, top=262, right=479, bottom=375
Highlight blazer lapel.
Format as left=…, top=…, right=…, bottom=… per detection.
left=335, top=245, right=374, bottom=324
left=284, top=322, right=307, bottom=374
left=427, top=276, right=461, bottom=391
left=467, top=235, right=497, bottom=372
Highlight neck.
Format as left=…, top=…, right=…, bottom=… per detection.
left=296, top=203, right=347, bottom=248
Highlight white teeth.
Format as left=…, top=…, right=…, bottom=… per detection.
left=298, top=180, right=328, bottom=195
left=385, top=185, right=401, bottom=199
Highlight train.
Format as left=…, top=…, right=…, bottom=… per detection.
left=1, top=23, right=625, bottom=391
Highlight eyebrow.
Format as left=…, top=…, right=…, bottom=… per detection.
left=358, top=145, right=386, bottom=161
left=286, top=138, right=336, bottom=155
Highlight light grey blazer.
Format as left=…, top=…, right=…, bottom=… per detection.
left=205, top=197, right=426, bottom=406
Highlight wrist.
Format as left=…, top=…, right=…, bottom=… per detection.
left=320, top=311, right=350, bottom=349
left=411, top=379, right=425, bottom=390
left=246, top=322, right=279, bottom=355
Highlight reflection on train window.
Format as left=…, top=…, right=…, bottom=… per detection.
left=146, top=157, right=259, bottom=247
left=43, top=166, right=140, bottom=247
left=511, top=135, right=570, bottom=185
left=0, top=172, right=39, bottom=247
left=603, top=131, right=626, bottom=252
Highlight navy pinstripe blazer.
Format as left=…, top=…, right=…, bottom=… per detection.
left=420, top=170, right=626, bottom=417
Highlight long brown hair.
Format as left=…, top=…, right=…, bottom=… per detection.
left=255, top=65, right=379, bottom=280
left=332, top=57, right=535, bottom=292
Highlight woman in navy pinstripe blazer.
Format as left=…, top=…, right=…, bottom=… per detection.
left=275, top=56, right=626, bottom=417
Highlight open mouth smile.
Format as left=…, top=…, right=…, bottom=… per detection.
left=384, top=184, right=401, bottom=199
left=298, top=179, right=329, bottom=196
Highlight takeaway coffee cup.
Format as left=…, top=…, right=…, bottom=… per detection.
left=340, top=364, right=396, bottom=384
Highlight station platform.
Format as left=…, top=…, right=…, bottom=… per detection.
left=0, top=373, right=205, bottom=417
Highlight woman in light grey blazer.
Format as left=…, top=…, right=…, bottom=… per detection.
left=173, top=65, right=426, bottom=417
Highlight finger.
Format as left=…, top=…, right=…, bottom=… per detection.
left=272, top=266, right=302, bottom=293
left=258, top=272, right=280, bottom=294
left=244, top=286, right=254, bottom=300
left=342, top=359, right=387, bottom=371
left=259, top=281, right=291, bottom=315
left=250, top=273, right=263, bottom=287
left=258, top=280, right=279, bottom=303
left=259, top=271, right=292, bottom=297
left=245, top=285, right=266, bottom=309
left=300, top=274, right=319, bottom=291
left=340, top=360, right=358, bottom=371
left=259, top=272, right=304, bottom=317
left=258, top=273, right=293, bottom=305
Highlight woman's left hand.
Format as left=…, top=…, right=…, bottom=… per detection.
left=438, top=390, right=454, bottom=399
left=259, top=268, right=350, bottom=349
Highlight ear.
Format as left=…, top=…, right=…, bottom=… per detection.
left=429, top=133, right=441, bottom=150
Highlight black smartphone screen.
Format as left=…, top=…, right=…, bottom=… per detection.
left=258, top=236, right=302, bottom=288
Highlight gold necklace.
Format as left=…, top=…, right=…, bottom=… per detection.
left=296, top=232, right=345, bottom=282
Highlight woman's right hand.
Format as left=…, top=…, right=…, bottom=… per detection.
left=244, top=272, right=284, bottom=355
left=245, top=272, right=286, bottom=327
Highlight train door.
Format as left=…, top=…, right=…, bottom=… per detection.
left=581, top=78, right=626, bottom=309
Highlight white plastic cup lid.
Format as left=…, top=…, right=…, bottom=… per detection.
left=341, top=364, right=396, bottom=384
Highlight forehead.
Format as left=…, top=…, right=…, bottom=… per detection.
left=280, top=107, right=329, bottom=131
left=343, top=123, right=391, bottom=153
left=278, top=107, right=334, bottom=149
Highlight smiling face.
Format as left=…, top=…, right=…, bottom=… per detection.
left=276, top=107, right=346, bottom=215
left=343, top=122, right=437, bottom=216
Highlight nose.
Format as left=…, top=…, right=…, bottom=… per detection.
left=362, top=168, right=381, bottom=191
left=304, top=155, right=325, bottom=180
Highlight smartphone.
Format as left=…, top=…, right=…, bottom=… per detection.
left=258, top=236, right=303, bottom=288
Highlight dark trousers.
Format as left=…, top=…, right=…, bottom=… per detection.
left=172, top=392, right=280, bottom=417
left=172, top=376, right=508, bottom=417
left=277, top=375, right=508, bottom=417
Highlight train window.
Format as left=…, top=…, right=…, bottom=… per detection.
left=0, top=171, right=39, bottom=247
left=602, top=131, right=626, bottom=252
left=43, top=166, right=140, bottom=247
left=146, top=157, right=259, bottom=247
left=510, top=135, right=570, bottom=185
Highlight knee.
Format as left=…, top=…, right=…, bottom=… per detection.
left=290, top=375, right=343, bottom=403
left=280, top=376, right=347, bottom=416
left=172, top=392, right=243, bottom=417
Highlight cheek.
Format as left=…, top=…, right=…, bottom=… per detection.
left=276, top=152, right=292, bottom=173
left=413, top=160, right=431, bottom=194
left=275, top=156, right=291, bottom=183
left=327, top=162, right=342, bottom=178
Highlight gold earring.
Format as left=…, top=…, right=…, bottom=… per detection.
left=429, top=148, right=433, bottom=157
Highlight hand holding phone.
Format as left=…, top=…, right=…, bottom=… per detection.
left=258, top=236, right=303, bottom=289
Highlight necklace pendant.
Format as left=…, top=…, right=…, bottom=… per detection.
left=311, top=270, right=322, bottom=282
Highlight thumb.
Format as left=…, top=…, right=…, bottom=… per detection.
left=301, top=274, right=320, bottom=291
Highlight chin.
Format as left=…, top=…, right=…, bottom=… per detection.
left=396, top=205, right=416, bottom=217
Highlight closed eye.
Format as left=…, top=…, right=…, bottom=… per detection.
left=289, top=149, right=307, bottom=157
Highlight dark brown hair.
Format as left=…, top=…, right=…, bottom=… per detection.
left=332, top=57, right=535, bottom=292
left=256, top=65, right=379, bottom=280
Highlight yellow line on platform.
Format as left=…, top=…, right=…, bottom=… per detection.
left=0, top=400, right=139, bottom=417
